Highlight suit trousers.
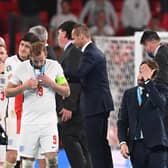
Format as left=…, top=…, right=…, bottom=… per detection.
left=84, top=114, right=113, bottom=168
left=130, top=140, right=167, bottom=168
left=60, top=125, right=92, bottom=168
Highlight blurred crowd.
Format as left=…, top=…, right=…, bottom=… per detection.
left=0, top=0, right=167, bottom=55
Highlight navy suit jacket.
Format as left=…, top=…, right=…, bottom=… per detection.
left=117, top=81, right=168, bottom=153
left=66, top=43, right=114, bottom=118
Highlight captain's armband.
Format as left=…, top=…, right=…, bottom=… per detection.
left=55, top=76, right=67, bottom=85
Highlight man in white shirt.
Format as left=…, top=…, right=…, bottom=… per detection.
left=0, top=41, right=8, bottom=167
left=3, top=32, right=39, bottom=168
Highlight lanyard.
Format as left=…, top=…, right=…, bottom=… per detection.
left=32, top=65, right=45, bottom=96
left=33, top=65, right=45, bottom=79
left=137, top=87, right=142, bottom=106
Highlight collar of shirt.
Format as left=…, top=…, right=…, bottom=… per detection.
left=153, top=44, right=161, bottom=57
left=64, top=41, right=72, bottom=51
left=81, top=41, right=92, bottom=52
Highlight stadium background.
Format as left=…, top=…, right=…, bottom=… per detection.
left=0, top=0, right=168, bottom=167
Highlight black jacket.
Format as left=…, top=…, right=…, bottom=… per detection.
left=154, top=45, right=168, bottom=85
left=117, top=81, right=168, bottom=153
left=56, top=43, right=83, bottom=135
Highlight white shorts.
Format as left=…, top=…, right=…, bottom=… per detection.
left=19, top=123, right=59, bottom=158
left=0, top=121, right=7, bottom=162
left=0, top=145, right=6, bottom=162
left=6, top=118, right=19, bottom=150
left=0, top=121, right=6, bottom=162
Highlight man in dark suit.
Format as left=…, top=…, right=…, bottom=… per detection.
left=140, top=30, right=168, bottom=85
left=66, top=23, right=114, bottom=168
left=57, top=21, right=92, bottom=168
left=117, top=59, right=168, bottom=168
left=141, top=30, right=168, bottom=166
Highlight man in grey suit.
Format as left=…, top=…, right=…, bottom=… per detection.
left=57, top=21, right=92, bottom=168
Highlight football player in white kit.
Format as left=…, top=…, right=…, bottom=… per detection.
left=6, top=41, right=70, bottom=168
left=3, top=33, right=39, bottom=168
left=0, top=41, right=8, bottom=166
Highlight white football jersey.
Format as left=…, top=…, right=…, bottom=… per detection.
left=0, top=74, right=8, bottom=162
left=10, top=59, right=65, bottom=125
left=5, top=55, right=22, bottom=119
left=0, top=74, right=8, bottom=120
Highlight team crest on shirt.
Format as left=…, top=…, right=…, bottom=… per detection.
left=6, top=65, right=12, bottom=72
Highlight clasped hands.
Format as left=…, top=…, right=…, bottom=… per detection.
left=22, top=75, right=53, bottom=90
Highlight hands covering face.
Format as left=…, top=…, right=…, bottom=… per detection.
left=138, top=64, right=156, bottom=81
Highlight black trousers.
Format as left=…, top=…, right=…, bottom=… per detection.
left=61, top=129, right=92, bottom=168
left=84, top=114, right=113, bottom=168
left=131, top=140, right=167, bottom=168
